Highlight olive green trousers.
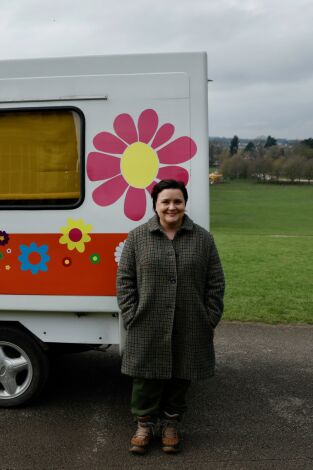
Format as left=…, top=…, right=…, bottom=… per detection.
left=131, top=377, right=191, bottom=418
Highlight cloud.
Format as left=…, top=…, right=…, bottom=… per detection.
left=1, top=0, right=313, bottom=138
left=210, top=76, right=313, bottom=138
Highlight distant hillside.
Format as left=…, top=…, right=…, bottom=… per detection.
left=210, top=136, right=299, bottom=146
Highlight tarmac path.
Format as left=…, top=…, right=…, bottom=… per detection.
left=0, top=322, right=312, bottom=470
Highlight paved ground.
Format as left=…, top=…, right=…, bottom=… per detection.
left=0, top=322, right=312, bottom=470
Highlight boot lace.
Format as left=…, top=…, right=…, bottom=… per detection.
left=134, top=422, right=154, bottom=439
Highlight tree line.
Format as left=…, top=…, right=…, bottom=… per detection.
left=210, top=136, right=313, bottom=183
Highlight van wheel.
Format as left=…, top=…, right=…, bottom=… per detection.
left=0, top=327, right=49, bottom=407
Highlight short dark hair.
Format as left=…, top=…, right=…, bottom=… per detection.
left=151, top=180, right=188, bottom=210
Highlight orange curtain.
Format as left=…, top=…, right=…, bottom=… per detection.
left=0, top=110, right=80, bottom=200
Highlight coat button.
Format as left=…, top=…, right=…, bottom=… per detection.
left=170, top=278, right=176, bottom=284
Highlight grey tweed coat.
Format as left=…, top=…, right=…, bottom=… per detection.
left=116, top=214, right=225, bottom=381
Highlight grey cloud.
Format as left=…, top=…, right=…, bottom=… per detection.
left=1, top=0, right=313, bottom=138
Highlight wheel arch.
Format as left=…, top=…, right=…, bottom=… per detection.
left=0, top=321, right=49, bottom=351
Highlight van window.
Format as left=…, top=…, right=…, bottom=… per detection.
left=0, top=109, right=83, bottom=208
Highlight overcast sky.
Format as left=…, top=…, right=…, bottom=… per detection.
left=1, top=0, right=313, bottom=139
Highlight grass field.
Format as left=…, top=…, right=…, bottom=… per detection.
left=210, top=180, right=313, bottom=324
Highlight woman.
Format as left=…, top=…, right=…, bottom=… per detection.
left=117, top=179, right=225, bottom=454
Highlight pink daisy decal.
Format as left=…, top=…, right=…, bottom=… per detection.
left=87, top=109, right=197, bottom=221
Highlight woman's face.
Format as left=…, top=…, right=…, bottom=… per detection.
left=155, top=188, right=186, bottom=229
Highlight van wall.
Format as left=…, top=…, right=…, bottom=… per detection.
left=0, top=53, right=208, bottom=310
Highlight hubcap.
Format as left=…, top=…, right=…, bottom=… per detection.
left=0, top=342, right=33, bottom=400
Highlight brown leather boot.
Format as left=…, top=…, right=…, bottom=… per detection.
left=161, top=413, right=181, bottom=453
left=129, top=416, right=155, bottom=454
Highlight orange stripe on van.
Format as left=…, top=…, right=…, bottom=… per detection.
left=0, top=233, right=127, bottom=296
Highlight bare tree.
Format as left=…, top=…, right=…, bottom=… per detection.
left=282, top=156, right=305, bottom=182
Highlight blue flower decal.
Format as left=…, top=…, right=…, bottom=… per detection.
left=18, top=243, right=50, bottom=275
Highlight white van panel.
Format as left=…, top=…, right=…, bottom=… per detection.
left=0, top=311, right=120, bottom=344
left=0, top=73, right=189, bottom=103
left=0, top=52, right=209, bottom=345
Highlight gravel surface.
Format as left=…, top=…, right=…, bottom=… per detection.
left=0, top=322, right=312, bottom=470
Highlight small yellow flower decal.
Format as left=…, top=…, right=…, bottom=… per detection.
left=59, top=218, right=93, bottom=253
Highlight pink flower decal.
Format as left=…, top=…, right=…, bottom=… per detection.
left=87, top=109, right=197, bottom=221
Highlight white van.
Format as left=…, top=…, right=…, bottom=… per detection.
left=0, top=52, right=209, bottom=406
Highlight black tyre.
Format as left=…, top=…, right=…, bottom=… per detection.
left=0, top=326, right=49, bottom=407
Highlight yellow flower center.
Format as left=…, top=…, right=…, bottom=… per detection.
left=121, top=142, right=159, bottom=188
